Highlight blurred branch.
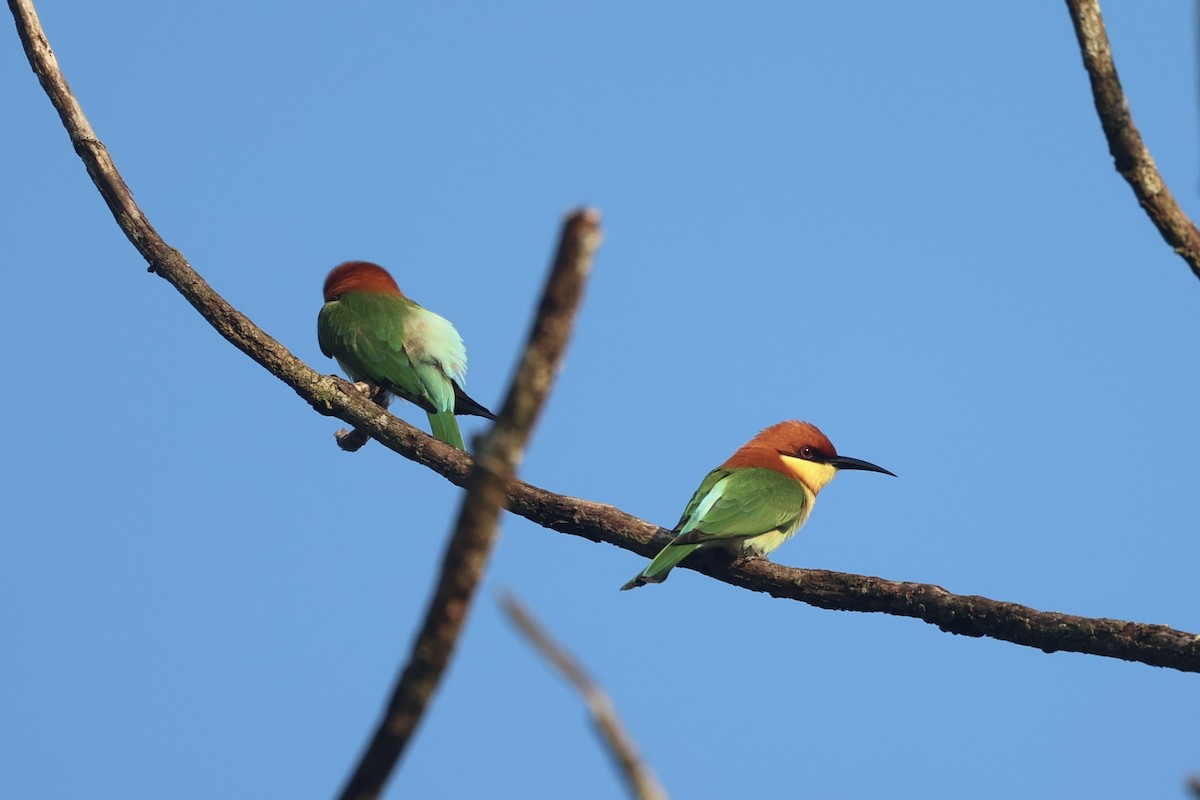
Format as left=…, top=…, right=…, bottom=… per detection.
left=1065, top=0, right=1200, bottom=282
left=336, top=210, right=600, bottom=800
left=500, top=592, right=668, bottom=800
left=1188, top=774, right=1200, bottom=798
left=12, top=0, right=1200, bottom=678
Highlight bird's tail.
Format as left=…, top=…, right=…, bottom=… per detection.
left=453, top=383, right=497, bottom=420
left=620, top=542, right=701, bottom=590
left=428, top=411, right=466, bottom=450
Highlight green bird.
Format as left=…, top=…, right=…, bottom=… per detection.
left=622, top=420, right=894, bottom=590
left=317, top=260, right=495, bottom=449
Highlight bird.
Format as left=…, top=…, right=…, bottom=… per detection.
left=317, top=261, right=495, bottom=450
left=621, top=420, right=894, bottom=590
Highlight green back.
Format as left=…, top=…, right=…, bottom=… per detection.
left=625, top=466, right=808, bottom=587
left=675, top=466, right=807, bottom=541
left=318, top=293, right=441, bottom=411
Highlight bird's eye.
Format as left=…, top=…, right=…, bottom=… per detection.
left=798, top=446, right=815, bottom=459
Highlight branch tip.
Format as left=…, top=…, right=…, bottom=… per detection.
left=500, top=591, right=668, bottom=800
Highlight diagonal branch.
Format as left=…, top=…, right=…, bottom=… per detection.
left=335, top=210, right=600, bottom=800
left=500, top=592, right=668, bottom=800
left=334, top=385, right=392, bottom=452
left=1065, top=0, right=1200, bottom=282
left=11, top=0, right=1200, bottom=676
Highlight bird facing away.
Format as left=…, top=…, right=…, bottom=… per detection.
left=317, top=261, right=496, bottom=450
left=621, top=420, right=894, bottom=590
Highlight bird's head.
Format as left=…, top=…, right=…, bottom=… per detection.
left=323, top=261, right=404, bottom=302
left=724, top=420, right=895, bottom=494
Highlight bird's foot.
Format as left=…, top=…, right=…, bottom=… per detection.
left=335, top=427, right=371, bottom=452
left=730, top=553, right=765, bottom=569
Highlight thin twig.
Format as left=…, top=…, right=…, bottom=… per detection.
left=11, top=0, right=1200, bottom=675
left=1065, top=0, right=1200, bottom=282
left=335, top=210, right=601, bottom=800
left=500, top=592, right=668, bottom=800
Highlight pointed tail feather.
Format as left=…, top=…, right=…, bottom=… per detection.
left=453, top=383, right=497, bottom=420
left=620, top=572, right=660, bottom=591
left=620, top=542, right=701, bottom=590
left=428, top=411, right=465, bottom=450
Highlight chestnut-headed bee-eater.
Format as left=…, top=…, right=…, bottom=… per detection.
left=317, top=261, right=495, bottom=450
left=621, top=420, right=894, bottom=590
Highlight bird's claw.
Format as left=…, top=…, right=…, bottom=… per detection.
left=335, top=427, right=371, bottom=452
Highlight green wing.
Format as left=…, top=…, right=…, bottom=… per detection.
left=317, top=293, right=439, bottom=413
left=674, top=467, right=807, bottom=544
left=319, top=293, right=478, bottom=448
left=621, top=467, right=807, bottom=590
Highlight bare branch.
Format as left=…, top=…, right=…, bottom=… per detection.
left=11, top=0, right=1200, bottom=677
left=335, top=210, right=601, bottom=800
left=334, top=385, right=392, bottom=452
left=500, top=592, right=668, bottom=800
left=1065, top=0, right=1200, bottom=282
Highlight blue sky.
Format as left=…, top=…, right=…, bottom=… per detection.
left=4, top=2, right=1198, bottom=797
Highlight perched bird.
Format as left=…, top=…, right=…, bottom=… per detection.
left=621, top=420, right=893, bottom=590
left=317, top=261, right=495, bottom=449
